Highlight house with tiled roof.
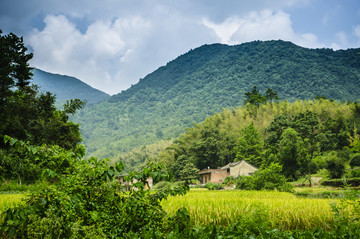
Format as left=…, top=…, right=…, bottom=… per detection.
left=198, top=160, right=258, bottom=184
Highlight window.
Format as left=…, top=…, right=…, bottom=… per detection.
left=209, top=175, right=211, bottom=181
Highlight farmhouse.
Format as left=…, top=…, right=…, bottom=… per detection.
left=220, top=160, right=258, bottom=177
left=198, top=168, right=228, bottom=184
left=198, top=160, right=258, bottom=184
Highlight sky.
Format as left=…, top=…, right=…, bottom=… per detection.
left=1, top=0, right=359, bottom=95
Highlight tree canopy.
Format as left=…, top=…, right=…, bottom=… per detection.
left=0, top=30, right=83, bottom=150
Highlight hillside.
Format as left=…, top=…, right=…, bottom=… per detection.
left=32, top=68, right=110, bottom=104
left=159, top=99, right=359, bottom=178
left=72, top=40, right=360, bottom=167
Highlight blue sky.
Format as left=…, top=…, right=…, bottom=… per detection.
left=1, top=0, right=359, bottom=94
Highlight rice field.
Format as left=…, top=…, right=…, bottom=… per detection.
left=161, top=189, right=347, bottom=230
left=0, top=190, right=354, bottom=231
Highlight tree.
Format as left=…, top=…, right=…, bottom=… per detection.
left=244, top=86, right=279, bottom=107
left=179, top=162, right=199, bottom=183
left=233, top=122, right=263, bottom=167
left=0, top=30, right=83, bottom=149
left=265, top=88, right=279, bottom=102
left=0, top=30, right=33, bottom=104
left=325, top=151, right=345, bottom=179
left=265, top=115, right=291, bottom=146
left=244, top=86, right=267, bottom=107
left=350, top=154, right=360, bottom=168
left=278, top=128, right=308, bottom=179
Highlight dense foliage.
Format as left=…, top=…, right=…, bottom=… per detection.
left=0, top=30, right=83, bottom=150
left=0, top=136, right=84, bottom=184
left=236, top=163, right=293, bottom=192
left=160, top=99, right=359, bottom=181
left=0, top=147, right=190, bottom=238
left=72, top=40, right=360, bottom=168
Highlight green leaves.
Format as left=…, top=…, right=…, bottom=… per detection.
left=1, top=135, right=80, bottom=183
left=234, top=122, right=263, bottom=167
left=0, top=154, right=190, bottom=238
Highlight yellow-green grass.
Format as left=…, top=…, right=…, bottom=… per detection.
left=0, top=194, right=26, bottom=215
left=293, top=187, right=346, bottom=193
left=161, top=190, right=350, bottom=230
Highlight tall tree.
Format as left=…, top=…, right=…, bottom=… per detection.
left=265, top=88, right=279, bottom=102
left=244, top=86, right=267, bottom=107
left=233, top=122, right=263, bottom=167
left=0, top=31, right=33, bottom=98
left=278, top=128, right=308, bottom=179
left=0, top=30, right=83, bottom=149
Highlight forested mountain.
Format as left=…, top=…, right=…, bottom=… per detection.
left=32, top=68, right=110, bottom=104
left=72, top=40, right=360, bottom=168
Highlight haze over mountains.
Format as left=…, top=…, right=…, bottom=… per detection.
left=32, top=68, right=110, bottom=104
left=33, top=40, right=360, bottom=166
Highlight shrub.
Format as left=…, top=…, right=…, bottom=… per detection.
left=350, top=154, right=360, bottom=168
left=325, top=152, right=346, bottom=179
left=1, top=136, right=84, bottom=184
left=321, top=178, right=360, bottom=187
left=236, top=176, right=255, bottom=190
left=205, top=182, right=224, bottom=190
left=223, top=176, right=237, bottom=186
left=236, top=163, right=293, bottom=192
left=0, top=158, right=189, bottom=238
left=152, top=181, right=185, bottom=191
left=349, top=169, right=360, bottom=178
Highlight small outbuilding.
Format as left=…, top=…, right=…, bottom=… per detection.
left=198, top=160, right=258, bottom=184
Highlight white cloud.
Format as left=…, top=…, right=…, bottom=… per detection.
left=28, top=14, right=151, bottom=94
left=202, top=10, right=323, bottom=48
left=21, top=1, right=356, bottom=95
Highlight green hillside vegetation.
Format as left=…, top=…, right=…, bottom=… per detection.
left=72, top=40, right=360, bottom=170
left=1, top=31, right=360, bottom=238
left=32, top=68, right=110, bottom=105
left=158, top=99, right=360, bottom=182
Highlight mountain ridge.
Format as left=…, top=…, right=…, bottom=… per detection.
left=32, top=68, right=110, bottom=104
left=71, top=40, right=360, bottom=165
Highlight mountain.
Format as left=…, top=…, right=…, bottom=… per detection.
left=71, top=40, right=360, bottom=167
left=32, top=68, right=110, bottom=104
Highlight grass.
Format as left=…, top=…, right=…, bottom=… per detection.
left=161, top=189, right=350, bottom=230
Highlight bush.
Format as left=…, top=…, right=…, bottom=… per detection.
left=236, top=176, right=255, bottom=190
left=152, top=181, right=185, bottom=191
left=325, top=152, right=346, bottom=179
left=349, top=169, right=360, bottom=178
left=321, top=178, right=360, bottom=187
left=223, top=176, right=237, bottom=186
left=1, top=136, right=84, bottom=184
left=0, top=158, right=189, bottom=238
left=205, top=183, right=224, bottom=190
left=350, top=154, right=360, bottom=168
left=236, top=163, right=293, bottom=192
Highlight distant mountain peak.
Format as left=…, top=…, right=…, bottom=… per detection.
left=32, top=68, right=110, bottom=104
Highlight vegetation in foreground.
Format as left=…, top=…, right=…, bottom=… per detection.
left=1, top=30, right=360, bottom=238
